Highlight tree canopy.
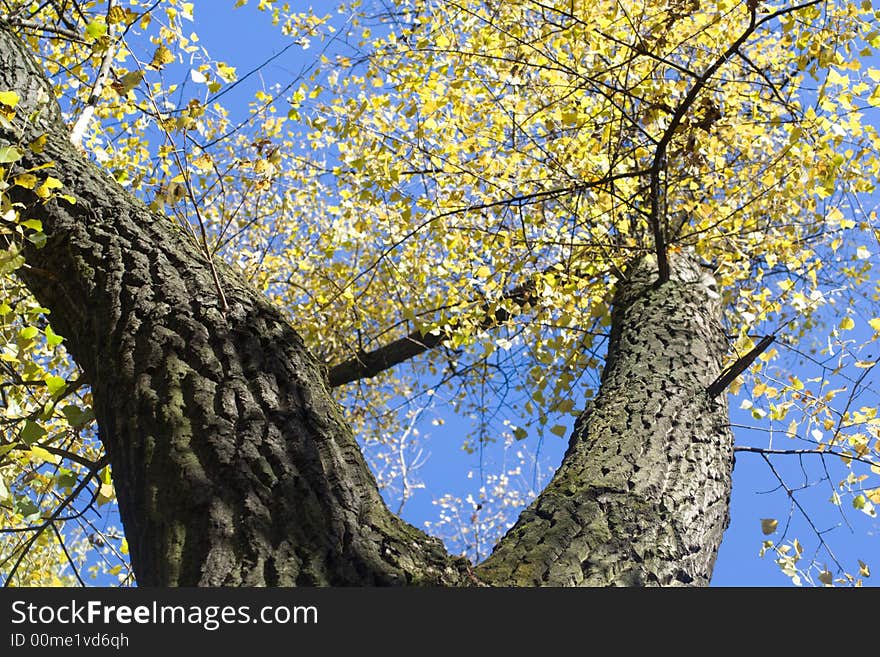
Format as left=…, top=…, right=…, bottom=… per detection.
left=1, top=0, right=879, bottom=586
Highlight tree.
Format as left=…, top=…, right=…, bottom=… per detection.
left=0, top=0, right=878, bottom=586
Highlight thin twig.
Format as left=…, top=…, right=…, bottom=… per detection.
left=50, top=521, right=86, bottom=586
left=759, top=452, right=845, bottom=573
left=734, top=445, right=878, bottom=468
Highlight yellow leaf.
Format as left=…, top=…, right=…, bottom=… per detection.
left=0, top=90, right=19, bottom=107
left=107, top=5, right=126, bottom=24
left=216, top=62, right=237, bottom=83
left=13, top=173, right=37, bottom=189
left=150, top=45, right=175, bottom=69
left=115, top=71, right=144, bottom=95
left=35, top=176, right=62, bottom=200
left=475, top=265, right=491, bottom=278
left=29, top=446, right=60, bottom=464
left=869, top=318, right=880, bottom=333
left=839, top=316, right=855, bottom=330
left=28, top=134, right=47, bottom=153
left=826, top=68, right=849, bottom=86
left=192, top=153, right=213, bottom=171
left=97, top=482, right=115, bottom=506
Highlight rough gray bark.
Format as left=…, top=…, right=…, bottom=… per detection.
left=0, top=22, right=473, bottom=586
left=1, top=22, right=733, bottom=586
left=476, top=257, right=734, bottom=586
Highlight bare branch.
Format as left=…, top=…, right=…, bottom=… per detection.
left=734, top=445, right=879, bottom=468
left=1, top=17, right=87, bottom=43
left=707, top=334, right=775, bottom=398
left=69, top=0, right=119, bottom=148
left=649, top=3, right=760, bottom=282
left=328, top=260, right=612, bottom=388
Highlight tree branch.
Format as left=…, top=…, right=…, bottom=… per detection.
left=734, top=445, right=879, bottom=468
left=707, top=334, right=774, bottom=398
left=327, top=261, right=610, bottom=388
left=649, top=4, right=759, bottom=283
left=68, top=0, right=118, bottom=148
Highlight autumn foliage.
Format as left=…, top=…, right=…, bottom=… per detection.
left=1, top=0, right=879, bottom=585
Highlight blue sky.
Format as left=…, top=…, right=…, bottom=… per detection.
left=110, top=0, right=880, bottom=586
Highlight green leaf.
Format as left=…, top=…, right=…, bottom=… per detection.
left=45, top=375, right=66, bottom=397
left=27, top=232, right=47, bottom=248
left=20, top=420, right=46, bottom=445
left=45, top=324, right=63, bottom=347
left=56, top=469, right=77, bottom=488
left=62, top=405, right=94, bottom=428
left=85, top=20, right=108, bottom=40
left=30, top=445, right=60, bottom=464
left=15, top=496, right=39, bottom=518
left=853, top=495, right=876, bottom=517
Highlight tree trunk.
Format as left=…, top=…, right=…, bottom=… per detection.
left=0, top=23, right=473, bottom=586
left=476, top=256, right=734, bottom=585
left=1, top=23, right=733, bottom=586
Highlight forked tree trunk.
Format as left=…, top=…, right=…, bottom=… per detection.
left=1, top=22, right=733, bottom=586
